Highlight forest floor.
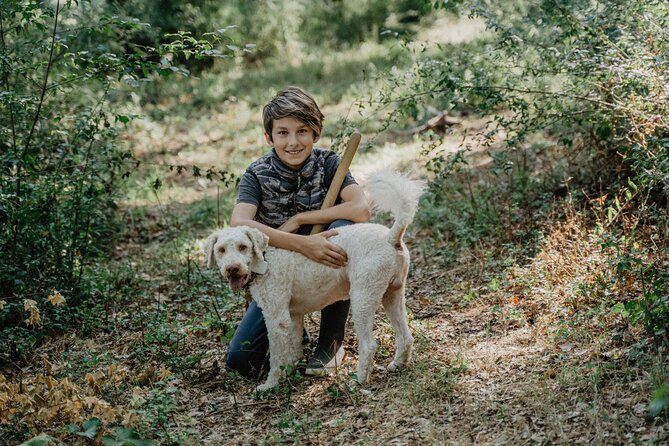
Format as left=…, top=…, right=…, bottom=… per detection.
left=19, top=113, right=667, bottom=446
left=164, top=121, right=668, bottom=446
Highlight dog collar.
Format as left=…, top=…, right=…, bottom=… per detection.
left=243, top=252, right=267, bottom=296
left=250, top=250, right=268, bottom=275
left=242, top=273, right=256, bottom=296
left=251, top=259, right=268, bottom=275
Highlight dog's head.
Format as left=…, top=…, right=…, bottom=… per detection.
left=202, top=226, right=269, bottom=290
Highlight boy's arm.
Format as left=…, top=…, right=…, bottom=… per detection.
left=230, top=203, right=348, bottom=268
left=277, top=184, right=370, bottom=233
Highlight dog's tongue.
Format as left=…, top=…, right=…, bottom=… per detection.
left=229, top=276, right=246, bottom=290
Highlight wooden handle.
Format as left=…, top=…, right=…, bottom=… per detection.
left=310, top=132, right=361, bottom=234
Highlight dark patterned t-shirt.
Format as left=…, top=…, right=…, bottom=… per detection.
left=237, top=147, right=357, bottom=233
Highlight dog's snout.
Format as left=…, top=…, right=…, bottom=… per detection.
left=226, top=265, right=241, bottom=276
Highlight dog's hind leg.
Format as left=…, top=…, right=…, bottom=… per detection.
left=350, top=287, right=385, bottom=384
left=382, top=286, right=414, bottom=372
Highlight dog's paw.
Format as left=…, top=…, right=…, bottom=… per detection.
left=254, top=382, right=275, bottom=393
left=386, top=361, right=405, bottom=372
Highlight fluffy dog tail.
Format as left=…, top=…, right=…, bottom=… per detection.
left=365, top=170, right=426, bottom=245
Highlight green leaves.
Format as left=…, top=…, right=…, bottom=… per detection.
left=18, top=434, right=57, bottom=446
left=1, top=0, right=248, bottom=363
left=102, top=427, right=154, bottom=446
left=67, top=417, right=101, bottom=439
left=608, top=249, right=668, bottom=338
left=649, top=382, right=669, bottom=418
left=115, top=114, right=131, bottom=124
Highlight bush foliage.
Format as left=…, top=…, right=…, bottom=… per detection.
left=377, top=0, right=669, bottom=334
left=0, top=0, right=236, bottom=359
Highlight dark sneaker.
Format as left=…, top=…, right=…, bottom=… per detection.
left=305, top=344, right=346, bottom=376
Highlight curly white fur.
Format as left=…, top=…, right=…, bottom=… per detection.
left=204, top=171, right=425, bottom=391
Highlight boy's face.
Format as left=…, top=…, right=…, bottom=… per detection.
left=265, top=116, right=319, bottom=170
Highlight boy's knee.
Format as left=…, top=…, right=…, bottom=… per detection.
left=225, top=349, right=267, bottom=379
left=225, top=350, right=246, bottom=375
left=225, top=351, right=258, bottom=378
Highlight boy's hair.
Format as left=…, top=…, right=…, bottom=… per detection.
left=263, top=87, right=324, bottom=141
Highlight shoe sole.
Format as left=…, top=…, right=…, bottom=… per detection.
left=305, top=349, right=346, bottom=376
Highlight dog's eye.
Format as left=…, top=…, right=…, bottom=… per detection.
left=238, top=244, right=248, bottom=252
left=218, top=247, right=225, bottom=254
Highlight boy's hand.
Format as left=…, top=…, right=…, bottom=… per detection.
left=301, top=230, right=348, bottom=268
left=278, top=215, right=301, bottom=233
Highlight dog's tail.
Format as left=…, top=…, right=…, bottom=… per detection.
left=365, top=170, right=426, bottom=246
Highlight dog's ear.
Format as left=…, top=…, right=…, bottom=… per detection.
left=202, top=232, right=219, bottom=268
left=243, top=226, right=269, bottom=259
left=242, top=226, right=269, bottom=273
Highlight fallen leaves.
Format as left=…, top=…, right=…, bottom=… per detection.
left=47, top=291, right=66, bottom=307
left=0, top=364, right=131, bottom=429
left=17, top=291, right=67, bottom=328
left=24, top=299, right=42, bottom=327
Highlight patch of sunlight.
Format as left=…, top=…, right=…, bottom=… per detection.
left=415, top=14, right=488, bottom=46
left=130, top=100, right=260, bottom=165
left=119, top=182, right=226, bottom=209
left=352, top=140, right=426, bottom=181
left=353, top=127, right=491, bottom=181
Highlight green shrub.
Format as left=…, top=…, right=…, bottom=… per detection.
left=0, top=0, right=236, bottom=361
left=0, top=0, right=132, bottom=358
left=366, top=1, right=669, bottom=341
left=379, top=0, right=669, bottom=189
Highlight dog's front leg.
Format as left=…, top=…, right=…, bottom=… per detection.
left=256, top=311, right=294, bottom=392
left=290, top=313, right=304, bottom=363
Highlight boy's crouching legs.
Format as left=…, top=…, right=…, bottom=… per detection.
left=226, top=300, right=270, bottom=379
left=305, top=219, right=353, bottom=376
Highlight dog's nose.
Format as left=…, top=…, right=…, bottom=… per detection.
left=226, top=265, right=240, bottom=276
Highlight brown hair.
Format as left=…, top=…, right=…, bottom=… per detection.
left=263, top=87, right=324, bottom=141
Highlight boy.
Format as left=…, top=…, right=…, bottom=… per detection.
left=226, top=86, right=370, bottom=378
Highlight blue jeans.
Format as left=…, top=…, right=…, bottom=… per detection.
left=225, top=220, right=352, bottom=378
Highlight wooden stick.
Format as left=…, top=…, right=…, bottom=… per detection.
left=310, top=132, right=361, bottom=234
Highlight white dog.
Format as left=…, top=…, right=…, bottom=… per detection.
left=203, top=171, right=424, bottom=391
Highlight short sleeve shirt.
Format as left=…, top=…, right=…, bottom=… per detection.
left=237, top=147, right=357, bottom=230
